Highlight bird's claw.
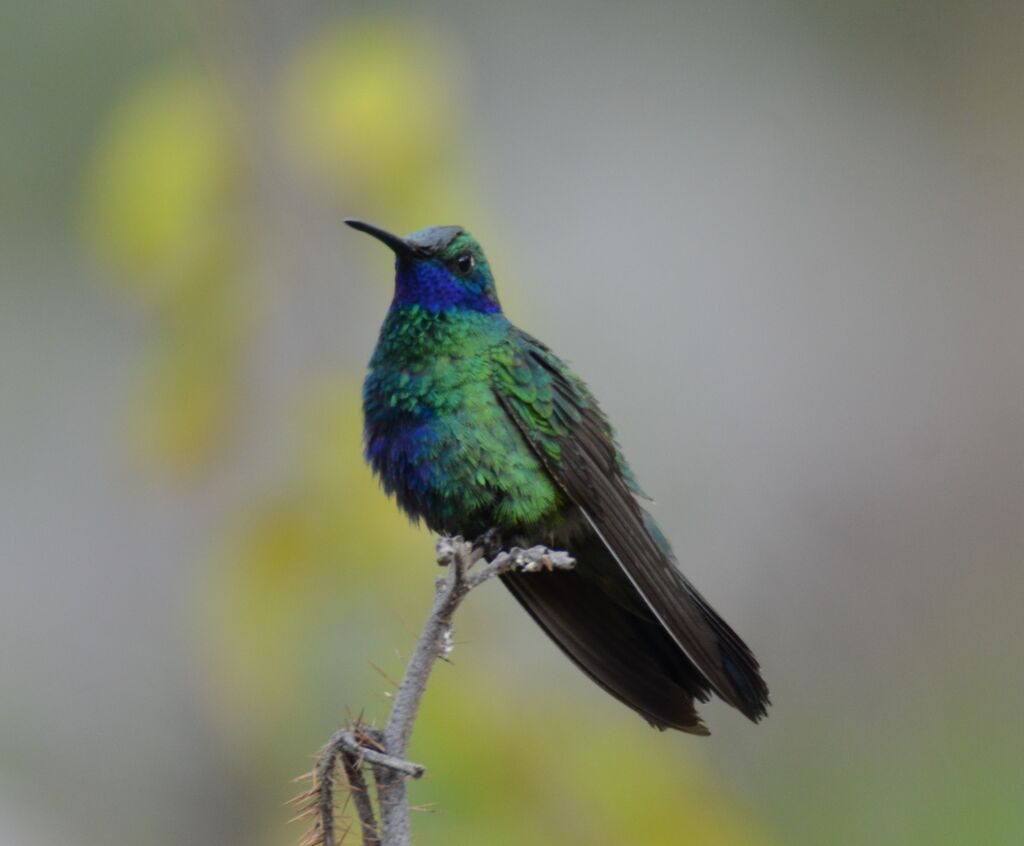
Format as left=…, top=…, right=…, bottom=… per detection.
left=471, top=528, right=503, bottom=557
left=514, top=546, right=575, bottom=573
left=435, top=536, right=458, bottom=567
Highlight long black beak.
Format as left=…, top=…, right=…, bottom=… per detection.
left=345, top=219, right=415, bottom=258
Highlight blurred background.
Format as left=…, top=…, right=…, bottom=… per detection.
left=3, top=1, right=1023, bottom=844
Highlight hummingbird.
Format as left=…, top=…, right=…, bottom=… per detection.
left=348, top=219, right=769, bottom=734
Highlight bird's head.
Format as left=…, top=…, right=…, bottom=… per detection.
left=346, top=219, right=501, bottom=315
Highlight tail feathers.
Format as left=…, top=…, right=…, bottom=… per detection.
left=638, top=509, right=770, bottom=721
left=679, top=575, right=770, bottom=721
left=501, top=529, right=768, bottom=732
left=502, top=562, right=710, bottom=734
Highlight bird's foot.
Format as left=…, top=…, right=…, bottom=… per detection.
left=436, top=531, right=507, bottom=569
left=511, top=545, right=575, bottom=573
left=471, top=527, right=503, bottom=557
left=435, top=536, right=461, bottom=567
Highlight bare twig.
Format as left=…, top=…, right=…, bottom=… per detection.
left=296, top=535, right=574, bottom=846
left=341, top=744, right=379, bottom=845
left=339, top=729, right=424, bottom=780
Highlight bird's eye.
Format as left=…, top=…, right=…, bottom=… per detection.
left=454, top=253, right=475, bottom=274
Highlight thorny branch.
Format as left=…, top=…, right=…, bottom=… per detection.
left=292, top=535, right=575, bottom=846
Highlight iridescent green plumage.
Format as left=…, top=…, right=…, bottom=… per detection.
left=353, top=219, right=769, bottom=734
left=365, top=303, right=565, bottom=531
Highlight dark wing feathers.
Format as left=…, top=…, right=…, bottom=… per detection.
left=494, top=330, right=769, bottom=723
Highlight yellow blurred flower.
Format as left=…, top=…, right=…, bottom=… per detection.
left=282, top=16, right=469, bottom=227
left=81, top=63, right=240, bottom=300
left=81, top=61, right=248, bottom=472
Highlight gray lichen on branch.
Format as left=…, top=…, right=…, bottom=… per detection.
left=292, top=535, right=575, bottom=846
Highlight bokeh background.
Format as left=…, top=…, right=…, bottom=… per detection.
left=3, top=1, right=1023, bottom=844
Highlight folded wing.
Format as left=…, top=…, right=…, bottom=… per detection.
left=492, top=330, right=769, bottom=723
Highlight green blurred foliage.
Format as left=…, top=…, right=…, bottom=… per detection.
left=80, top=13, right=776, bottom=845
left=411, top=677, right=772, bottom=846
